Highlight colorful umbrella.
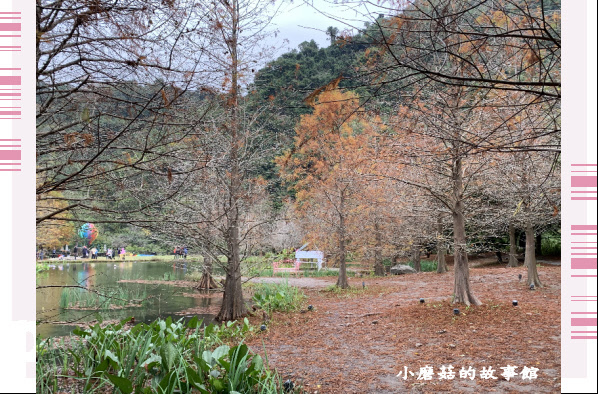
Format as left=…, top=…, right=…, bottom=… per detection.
left=78, top=223, right=99, bottom=245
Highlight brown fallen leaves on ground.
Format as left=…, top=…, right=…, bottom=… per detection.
left=245, top=265, right=561, bottom=394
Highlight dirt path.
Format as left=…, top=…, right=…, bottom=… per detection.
left=245, top=265, right=561, bottom=393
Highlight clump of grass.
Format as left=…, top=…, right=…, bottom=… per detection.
left=251, top=267, right=357, bottom=278
left=185, top=271, right=204, bottom=281
left=59, top=287, right=148, bottom=310
left=141, top=272, right=179, bottom=281
left=408, top=260, right=438, bottom=272
left=324, top=284, right=364, bottom=294
left=303, top=268, right=356, bottom=278
left=252, top=281, right=306, bottom=315
left=58, top=289, right=69, bottom=309
left=36, top=263, right=51, bottom=273
left=163, top=272, right=174, bottom=281
left=248, top=268, right=274, bottom=277
left=260, top=268, right=274, bottom=277
left=117, top=271, right=143, bottom=281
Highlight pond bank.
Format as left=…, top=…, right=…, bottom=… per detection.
left=37, top=255, right=203, bottom=264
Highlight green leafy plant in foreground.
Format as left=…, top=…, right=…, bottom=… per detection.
left=36, top=316, right=282, bottom=393
left=251, top=281, right=306, bottom=315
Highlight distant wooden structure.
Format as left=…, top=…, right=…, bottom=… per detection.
left=272, top=243, right=325, bottom=274
left=294, top=243, right=324, bottom=271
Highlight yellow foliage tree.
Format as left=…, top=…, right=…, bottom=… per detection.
left=36, top=192, right=75, bottom=250
left=278, top=90, right=378, bottom=288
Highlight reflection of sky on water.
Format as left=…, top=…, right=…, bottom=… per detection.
left=37, top=261, right=220, bottom=338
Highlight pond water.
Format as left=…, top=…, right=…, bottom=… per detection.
left=36, top=261, right=221, bottom=338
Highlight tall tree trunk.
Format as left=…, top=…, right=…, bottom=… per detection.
left=525, top=222, right=543, bottom=288
left=436, top=216, right=448, bottom=273
left=336, top=190, right=349, bottom=288
left=411, top=241, right=421, bottom=272
left=217, top=0, right=246, bottom=321
left=452, top=156, right=481, bottom=305
left=507, top=222, right=518, bottom=267
left=373, top=222, right=385, bottom=276
left=197, top=255, right=218, bottom=290
left=217, top=256, right=246, bottom=320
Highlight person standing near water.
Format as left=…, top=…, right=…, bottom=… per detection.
left=120, top=247, right=126, bottom=260
left=73, top=245, right=78, bottom=260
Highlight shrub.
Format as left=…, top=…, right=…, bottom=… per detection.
left=252, top=281, right=306, bottom=315
left=407, top=260, right=437, bottom=272
left=541, top=233, right=561, bottom=256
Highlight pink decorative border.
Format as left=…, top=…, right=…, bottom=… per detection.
left=0, top=0, right=595, bottom=391
left=1, top=0, right=34, bottom=388
left=562, top=1, right=597, bottom=388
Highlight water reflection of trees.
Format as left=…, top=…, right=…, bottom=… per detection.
left=36, top=263, right=221, bottom=337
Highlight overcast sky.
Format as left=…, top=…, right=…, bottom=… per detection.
left=270, top=1, right=388, bottom=54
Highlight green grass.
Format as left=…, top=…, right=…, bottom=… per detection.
left=408, top=260, right=438, bottom=272
left=251, top=280, right=307, bottom=315
left=304, top=268, right=357, bottom=277
left=59, top=286, right=149, bottom=309
left=36, top=263, right=51, bottom=283
left=251, top=267, right=357, bottom=278
left=185, top=271, right=204, bottom=281
left=36, top=317, right=282, bottom=393
left=36, top=263, right=52, bottom=272
left=323, top=284, right=369, bottom=297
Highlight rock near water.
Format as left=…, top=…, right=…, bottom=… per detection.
left=390, top=264, right=417, bottom=275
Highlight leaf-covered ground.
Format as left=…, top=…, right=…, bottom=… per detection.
left=245, top=264, right=561, bottom=393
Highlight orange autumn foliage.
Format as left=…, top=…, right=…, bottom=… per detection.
left=277, top=90, right=382, bottom=260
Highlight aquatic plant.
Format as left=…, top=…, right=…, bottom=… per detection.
left=58, top=287, right=149, bottom=310
left=36, top=316, right=282, bottom=393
